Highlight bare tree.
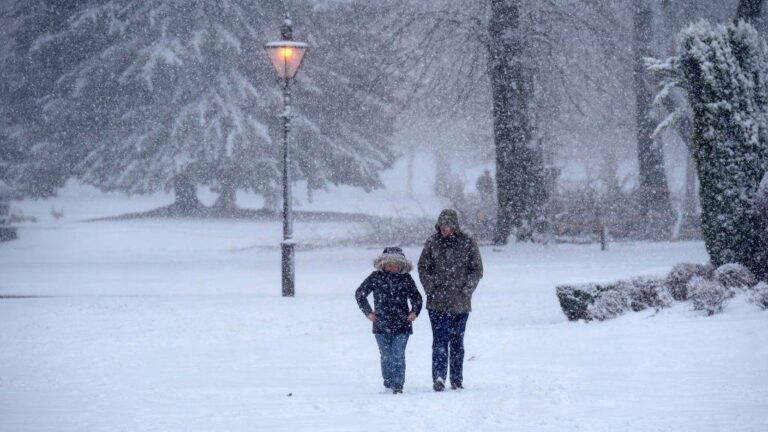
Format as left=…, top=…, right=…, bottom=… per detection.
left=488, top=0, right=542, bottom=243
left=379, top=0, right=628, bottom=242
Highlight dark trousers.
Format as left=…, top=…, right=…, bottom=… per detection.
left=428, top=310, right=469, bottom=385
left=374, top=333, right=410, bottom=388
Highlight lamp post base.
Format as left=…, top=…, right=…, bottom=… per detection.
left=281, top=241, right=295, bottom=297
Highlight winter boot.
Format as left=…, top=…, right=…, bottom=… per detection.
left=433, top=378, right=445, bottom=392
left=392, top=384, right=403, bottom=394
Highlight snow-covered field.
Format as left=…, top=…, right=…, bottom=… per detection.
left=1, top=185, right=767, bottom=432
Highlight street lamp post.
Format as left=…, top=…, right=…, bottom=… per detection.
left=264, top=17, right=308, bottom=297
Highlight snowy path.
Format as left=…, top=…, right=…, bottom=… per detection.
left=1, top=220, right=767, bottom=431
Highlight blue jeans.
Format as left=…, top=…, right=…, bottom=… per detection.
left=374, top=333, right=410, bottom=388
left=428, top=310, right=469, bottom=385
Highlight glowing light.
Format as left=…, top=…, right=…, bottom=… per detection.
left=264, top=41, right=308, bottom=79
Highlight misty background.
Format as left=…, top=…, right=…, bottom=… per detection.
left=2, top=3, right=768, bottom=431
left=0, top=0, right=760, bottom=244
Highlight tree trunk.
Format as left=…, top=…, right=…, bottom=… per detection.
left=659, top=94, right=700, bottom=239
left=170, top=174, right=205, bottom=216
left=406, top=143, right=415, bottom=199
left=434, top=149, right=463, bottom=209
left=736, top=0, right=764, bottom=23
left=210, top=170, right=239, bottom=217
left=488, top=0, right=537, bottom=245
left=211, top=182, right=238, bottom=216
left=680, top=115, right=701, bottom=238
left=632, top=0, right=674, bottom=239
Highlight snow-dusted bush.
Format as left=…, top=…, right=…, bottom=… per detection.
left=586, top=285, right=630, bottom=321
left=623, top=277, right=674, bottom=311
left=557, top=260, right=763, bottom=321
left=687, top=276, right=732, bottom=316
left=665, top=263, right=713, bottom=301
left=556, top=284, right=601, bottom=321
left=714, top=263, right=758, bottom=289
left=557, top=277, right=672, bottom=321
left=747, top=282, right=768, bottom=309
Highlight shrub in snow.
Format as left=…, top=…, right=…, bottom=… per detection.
left=665, top=263, right=713, bottom=301
left=557, top=278, right=672, bottom=321
left=586, top=285, right=630, bottom=321
left=747, top=282, right=768, bottom=309
left=623, top=277, right=674, bottom=311
left=556, top=284, right=600, bottom=321
left=687, top=276, right=732, bottom=316
left=675, top=20, right=768, bottom=279
left=713, top=263, right=758, bottom=289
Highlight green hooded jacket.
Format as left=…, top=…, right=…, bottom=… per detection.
left=417, top=209, right=483, bottom=313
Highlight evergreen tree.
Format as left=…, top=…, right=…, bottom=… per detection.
left=294, top=1, right=398, bottom=194
left=0, top=0, right=92, bottom=197
left=676, top=20, right=768, bottom=279
left=3, top=0, right=397, bottom=211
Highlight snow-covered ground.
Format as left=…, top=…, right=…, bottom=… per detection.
left=1, top=167, right=767, bottom=431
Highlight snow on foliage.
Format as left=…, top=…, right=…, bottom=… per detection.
left=687, top=276, right=732, bottom=316
left=758, top=171, right=768, bottom=216
left=2, top=1, right=398, bottom=203
left=586, top=285, right=630, bottom=321
left=623, top=277, right=674, bottom=312
left=673, top=20, right=768, bottom=279
left=556, top=260, right=765, bottom=321
left=556, top=284, right=600, bottom=321
left=558, top=276, right=673, bottom=322
left=747, top=282, right=768, bottom=309
left=665, top=263, right=713, bottom=301
left=713, top=263, right=757, bottom=289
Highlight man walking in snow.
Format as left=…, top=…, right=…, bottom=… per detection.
left=418, top=209, right=483, bottom=391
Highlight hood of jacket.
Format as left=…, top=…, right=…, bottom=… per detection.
left=434, top=209, right=461, bottom=233
left=373, top=248, right=413, bottom=273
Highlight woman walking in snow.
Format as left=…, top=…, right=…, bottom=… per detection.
left=355, top=247, right=423, bottom=394
left=418, top=209, right=483, bottom=391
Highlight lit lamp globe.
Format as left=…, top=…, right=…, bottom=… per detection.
left=264, top=40, right=308, bottom=80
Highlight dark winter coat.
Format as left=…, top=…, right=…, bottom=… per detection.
left=418, top=209, right=483, bottom=314
left=355, top=270, right=423, bottom=335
